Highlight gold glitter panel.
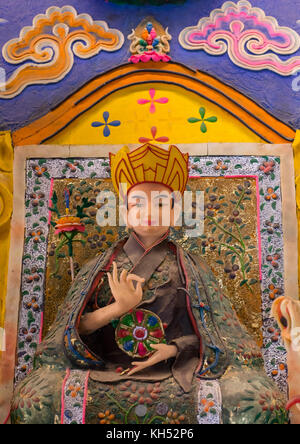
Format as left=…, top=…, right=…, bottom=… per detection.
left=44, top=177, right=262, bottom=345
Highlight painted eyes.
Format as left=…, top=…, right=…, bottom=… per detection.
left=134, top=202, right=168, bottom=208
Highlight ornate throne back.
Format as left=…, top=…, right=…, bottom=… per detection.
left=0, top=142, right=298, bottom=423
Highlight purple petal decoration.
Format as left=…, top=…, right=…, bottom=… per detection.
left=103, top=111, right=110, bottom=123
left=91, top=121, right=105, bottom=127
left=108, top=120, right=121, bottom=127
left=103, top=126, right=111, bottom=137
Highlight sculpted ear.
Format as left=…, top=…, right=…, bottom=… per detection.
left=271, top=296, right=291, bottom=342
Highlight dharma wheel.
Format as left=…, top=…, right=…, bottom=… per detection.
left=115, top=309, right=166, bottom=358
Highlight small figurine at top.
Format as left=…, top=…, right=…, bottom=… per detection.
left=128, top=20, right=171, bottom=63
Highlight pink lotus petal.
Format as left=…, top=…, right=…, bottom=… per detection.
left=155, top=97, right=168, bottom=104
left=151, top=127, right=157, bottom=138
left=129, top=55, right=140, bottom=63
left=161, top=55, right=171, bottom=62
left=138, top=137, right=152, bottom=143
left=151, top=53, right=161, bottom=62
left=138, top=99, right=151, bottom=105
left=155, top=136, right=169, bottom=143
left=149, top=88, right=156, bottom=99
left=130, top=50, right=170, bottom=65
left=149, top=102, right=156, bottom=114
left=55, top=225, right=85, bottom=235
left=141, top=54, right=151, bottom=62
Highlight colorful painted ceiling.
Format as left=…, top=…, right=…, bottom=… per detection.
left=0, top=0, right=299, bottom=132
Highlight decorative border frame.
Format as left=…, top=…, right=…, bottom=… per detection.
left=60, top=369, right=90, bottom=425
left=0, top=143, right=297, bottom=423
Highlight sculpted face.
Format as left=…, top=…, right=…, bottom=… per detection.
left=125, top=182, right=181, bottom=242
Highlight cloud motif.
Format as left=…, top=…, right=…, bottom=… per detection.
left=0, top=6, right=124, bottom=99
left=179, top=0, right=300, bottom=76
left=0, top=19, right=8, bottom=24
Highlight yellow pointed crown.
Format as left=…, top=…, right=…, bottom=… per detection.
left=109, top=144, right=189, bottom=200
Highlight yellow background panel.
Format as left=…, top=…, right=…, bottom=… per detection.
left=48, top=84, right=261, bottom=145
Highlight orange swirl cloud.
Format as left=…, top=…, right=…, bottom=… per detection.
left=0, top=6, right=124, bottom=99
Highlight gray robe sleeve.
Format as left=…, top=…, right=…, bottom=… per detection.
left=167, top=288, right=200, bottom=393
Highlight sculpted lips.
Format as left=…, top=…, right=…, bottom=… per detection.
left=141, top=218, right=159, bottom=226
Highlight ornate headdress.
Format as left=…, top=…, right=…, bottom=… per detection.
left=109, top=144, right=189, bottom=200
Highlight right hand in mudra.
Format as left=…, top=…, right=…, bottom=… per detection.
left=107, top=261, right=145, bottom=317
left=78, top=262, right=145, bottom=336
